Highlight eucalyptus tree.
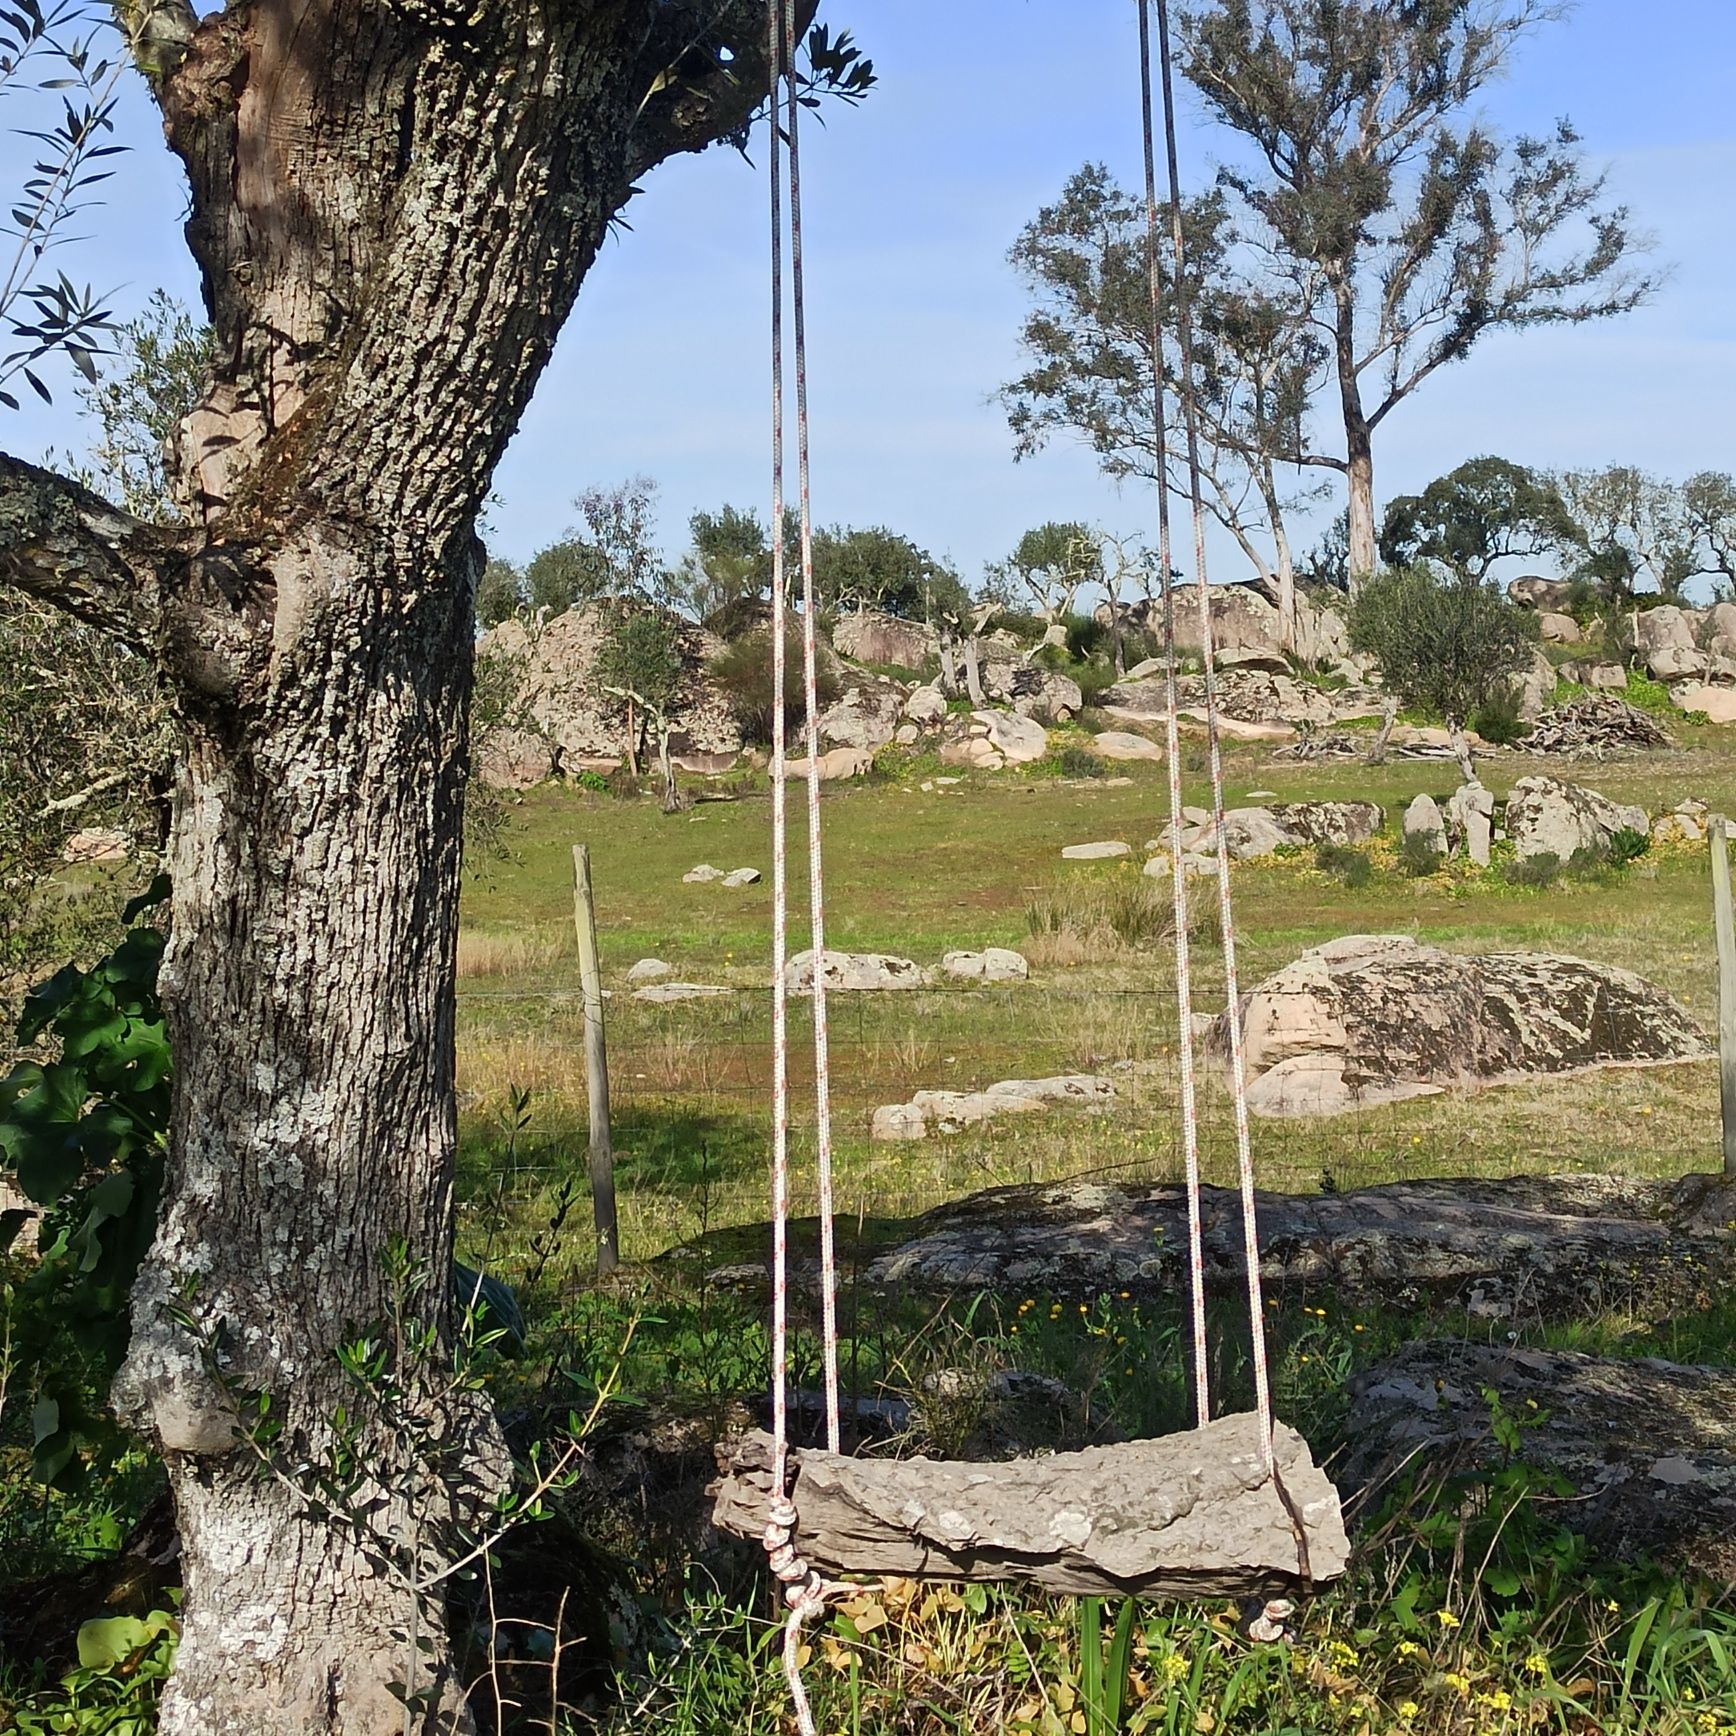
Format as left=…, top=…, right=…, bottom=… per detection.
left=1002, top=164, right=1324, bottom=642
left=1180, top=0, right=1657, bottom=587
left=0, top=3, right=870, bottom=1730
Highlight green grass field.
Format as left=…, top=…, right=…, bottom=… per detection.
left=455, top=739, right=1732, bottom=1267
left=444, top=736, right=1736, bottom=1736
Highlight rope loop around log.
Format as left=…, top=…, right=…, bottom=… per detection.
left=762, top=1494, right=840, bottom=1736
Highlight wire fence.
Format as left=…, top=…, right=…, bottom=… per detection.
left=454, top=975, right=1722, bottom=1263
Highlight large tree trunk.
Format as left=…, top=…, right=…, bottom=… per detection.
left=1262, top=463, right=1298, bottom=653
left=111, top=524, right=495, bottom=1733
left=2, top=3, right=800, bottom=1729
left=1330, top=277, right=1378, bottom=589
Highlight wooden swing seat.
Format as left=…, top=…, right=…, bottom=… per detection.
left=713, top=1410, right=1349, bottom=1599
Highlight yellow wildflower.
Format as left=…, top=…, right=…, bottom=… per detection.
left=1436, top=1609, right=1461, bottom=1631
left=1398, top=1703, right=1420, bottom=1722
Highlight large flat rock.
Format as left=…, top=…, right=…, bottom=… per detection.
left=1340, top=1343, right=1736, bottom=1581
left=1214, top=935, right=1708, bottom=1118
left=863, top=1174, right=1736, bottom=1316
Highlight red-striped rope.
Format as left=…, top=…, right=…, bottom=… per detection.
left=1146, top=0, right=1276, bottom=1472
left=764, top=4, right=841, bottom=1728
left=1138, top=0, right=1212, bottom=1435
left=783, top=0, right=843, bottom=1462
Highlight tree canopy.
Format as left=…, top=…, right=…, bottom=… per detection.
left=1179, top=0, right=1656, bottom=584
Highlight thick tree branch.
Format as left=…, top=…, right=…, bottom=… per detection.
left=0, top=453, right=167, bottom=649
left=623, top=0, right=822, bottom=185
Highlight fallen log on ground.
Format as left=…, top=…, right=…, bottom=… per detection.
left=711, top=1411, right=1349, bottom=1598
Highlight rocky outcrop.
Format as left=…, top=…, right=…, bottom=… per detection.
left=1507, top=647, right=1557, bottom=722
left=633, top=983, right=735, bottom=1004
left=871, top=1075, right=1115, bottom=1141
left=1340, top=1342, right=1736, bottom=1581
left=1213, top=935, right=1708, bottom=1118
left=860, top=1172, right=1736, bottom=1315
left=902, top=684, right=948, bottom=727
left=1505, top=775, right=1648, bottom=861
left=1634, top=604, right=1704, bottom=683
left=480, top=605, right=740, bottom=782
left=832, top=610, right=936, bottom=671
left=1401, top=793, right=1446, bottom=856
left=1538, top=611, right=1582, bottom=644
left=1445, top=780, right=1493, bottom=865
left=937, top=710, right=1048, bottom=769
left=1673, top=683, right=1736, bottom=724
left=782, top=745, right=876, bottom=781
left=786, top=950, right=927, bottom=993
left=1653, top=798, right=1711, bottom=844
left=1166, top=800, right=1384, bottom=863
left=818, top=682, right=903, bottom=752
left=1092, top=730, right=1165, bottom=762
left=1509, top=575, right=1576, bottom=611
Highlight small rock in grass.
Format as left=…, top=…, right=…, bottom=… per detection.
left=626, top=958, right=673, bottom=983
left=1061, top=841, right=1132, bottom=860
left=941, top=948, right=1030, bottom=983
left=683, top=864, right=725, bottom=883
left=633, top=982, right=735, bottom=1004
left=722, top=867, right=761, bottom=888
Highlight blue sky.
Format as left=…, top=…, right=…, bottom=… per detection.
left=5, top=1, right=1733, bottom=583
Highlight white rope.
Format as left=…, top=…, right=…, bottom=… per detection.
left=764, top=4, right=842, bottom=1724
left=783, top=0, right=843, bottom=1460
left=1146, top=0, right=1276, bottom=1469
left=1137, top=0, right=1212, bottom=1434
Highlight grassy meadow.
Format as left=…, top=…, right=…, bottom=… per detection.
left=455, top=736, right=1732, bottom=1269
left=440, top=732, right=1736, bottom=1736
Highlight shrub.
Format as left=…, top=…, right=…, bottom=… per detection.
left=1055, top=743, right=1108, bottom=779
left=1348, top=565, right=1539, bottom=730
left=1397, top=831, right=1445, bottom=877
left=572, top=768, right=611, bottom=795
left=709, top=627, right=841, bottom=746
left=1063, top=613, right=1109, bottom=661
left=1314, top=843, right=1373, bottom=889
left=1470, top=686, right=1528, bottom=746
left=1504, top=851, right=1562, bottom=888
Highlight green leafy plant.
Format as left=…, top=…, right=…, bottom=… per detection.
left=1314, top=843, right=1373, bottom=890
left=1623, top=668, right=1676, bottom=716
left=0, top=880, right=170, bottom=1485
left=9, top=1607, right=179, bottom=1735
left=1606, top=827, right=1651, bottom=867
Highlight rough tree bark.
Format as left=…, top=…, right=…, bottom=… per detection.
left=1330, top=276, right=1379, bottom=590
left=0, top=3, right=810, bottom=1730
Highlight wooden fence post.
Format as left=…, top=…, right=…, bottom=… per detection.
left=572, top=844, right=620, bottom=1273
left=1711, top=817, right=1736, bottom=1178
